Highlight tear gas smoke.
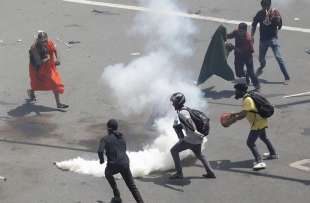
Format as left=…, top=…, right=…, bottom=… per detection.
left=56, top=0, right=208, bottom=177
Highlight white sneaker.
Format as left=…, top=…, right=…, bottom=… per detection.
left=283, top=79, right=290, bottom=85
left=253, top=162, right=266, bottom=170
left=263, top=153, right=279, bottom=160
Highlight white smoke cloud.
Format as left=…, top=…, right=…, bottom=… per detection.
left=56, top=0, right=208, bottom=177
left=56, top=117, right=207, bottom=177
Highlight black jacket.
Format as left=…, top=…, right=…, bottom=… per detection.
left=97, top=131, right=129, bottom=166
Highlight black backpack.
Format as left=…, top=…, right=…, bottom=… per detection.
left=247, top=91, right=274, bottom=118
left=182, top=107, right=210, bottom=137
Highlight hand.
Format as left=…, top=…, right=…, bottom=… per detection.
left=195, top=130, right=205, bottom=138
left=55, top=60, right=61, bottom=66
left=251, top=35, right=255, bottom=44
left=42, top=55, right=50, bottom=63
left=174, top=119, right=178, bottom=125
left=225, top=42, right=235, bottom=52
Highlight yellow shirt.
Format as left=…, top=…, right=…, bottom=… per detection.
left=242, top=96, right=268, bottom=130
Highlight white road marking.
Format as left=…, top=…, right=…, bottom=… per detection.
left=63, top=0, right=310, bottom=34
left=290, top=159, right=310, bottom=172
left=283, top=91, right=310, bottom=98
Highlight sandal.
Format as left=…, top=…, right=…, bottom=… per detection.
left=57, top=103, right=69, bottom=109
left=27, top=89, right=36, bottom=101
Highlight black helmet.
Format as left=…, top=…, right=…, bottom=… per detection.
left=170, top=92, right=185, bottom=109
left=107, top=119, right=118, bottom=131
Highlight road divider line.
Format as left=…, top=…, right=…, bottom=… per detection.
left=63, top=0, right=310, bottom=34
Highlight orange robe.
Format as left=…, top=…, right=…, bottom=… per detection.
left=29, top=40, right=64, bottom=94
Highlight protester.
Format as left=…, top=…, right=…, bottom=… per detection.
left=98, top=119, right=144, bottom=203
left=227, top=23, right=260, bottom=90
left=251, top=0, right=290, bottom=84
left=28, top=31, right=68, bottom=108
left=230, top=81, right=279, bottom=170
left=169, top=92, right=216, bottom=179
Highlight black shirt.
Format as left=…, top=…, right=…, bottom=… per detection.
left=98, top=131, right=129, bottom=166
left=252, top=9, right=282, bottom=41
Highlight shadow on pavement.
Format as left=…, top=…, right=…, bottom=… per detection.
left=202, top=86, right=235, bottom=100
left=138, top=175, right=191, bottom=192
left=274, top=99, right=310, bottom=109
left=7, top=100, right=65, bottom=117
left=259, top=79, right=284, bottom=85
left=210, top=160, right=310, bottom=185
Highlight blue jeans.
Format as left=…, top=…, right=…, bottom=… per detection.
left=259, top=38, right=290, bottom=80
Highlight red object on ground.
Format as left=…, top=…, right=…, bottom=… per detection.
left=29, top=40, right=64, bottom=94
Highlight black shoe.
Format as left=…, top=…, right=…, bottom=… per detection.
left=255, top=67, right=264, bottom=77
left=253, top=86, right=261, bottom=92
left=245, top=74, right=250, bottom=85
left=202, top=173, right=216, bottom=179
left=57, top=103, right=69, bottom=109
left=169, top=172, right=183, bottom=179
left=110, top=197, right=122, bottom=203
left=27, top=89, right=36, bottom=101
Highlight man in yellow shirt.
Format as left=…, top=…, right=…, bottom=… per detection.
left=231, top=82, right=278, bottom=170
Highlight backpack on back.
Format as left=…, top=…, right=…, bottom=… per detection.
left=247, top=91, right=274, bottom=118
left=183, top=107, right=210, bottom=137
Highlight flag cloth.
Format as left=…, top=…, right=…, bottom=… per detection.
left=197, top=25, right=235, bottom=85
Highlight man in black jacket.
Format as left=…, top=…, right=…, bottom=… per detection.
left=98, top=119, right=144, bottom=203
left=252, top=0, right=290, bottom=84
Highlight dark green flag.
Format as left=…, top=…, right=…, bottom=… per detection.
left=197, top=25, right=235, bottom=85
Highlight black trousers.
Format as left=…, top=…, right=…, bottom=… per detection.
left=105, top=164, right=144, bottom=203
left=170, top=140, right=215, bottom=176
left=235, top=55, right=260, bottom=87
left=247, top=128, right=276, bottom=162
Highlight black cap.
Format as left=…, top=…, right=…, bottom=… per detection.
left=238, top=23, right=248, bottom=31
left=107, top=119, right=118, bottom=131
left=234, top=83, right=248, bottom=92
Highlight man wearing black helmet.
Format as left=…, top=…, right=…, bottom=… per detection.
left=169, top=92, right=215, bottom=179
left=231, top=81, right=278, bottom=170
left=252, top=0, right=290, bottom=84
left=97, top=119, right=144, bottom=203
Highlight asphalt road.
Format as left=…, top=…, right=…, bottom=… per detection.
left=0, top=0, right=309, bottom=202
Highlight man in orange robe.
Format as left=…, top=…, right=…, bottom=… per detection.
left=28, top=31, right=68, bottom=109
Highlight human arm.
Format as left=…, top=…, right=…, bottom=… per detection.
left=251, top=12, right=260, bottom=39
left=97, top=138, right=105, bottom=164
left=178, top=110, right=205, bottom=138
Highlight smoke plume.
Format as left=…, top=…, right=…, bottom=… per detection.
left=56, top=0, right=207, bottom=177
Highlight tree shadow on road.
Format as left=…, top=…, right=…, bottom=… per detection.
left=7, top=100, right=65, bottom=117
left=210, top=159, right=310, bottom=185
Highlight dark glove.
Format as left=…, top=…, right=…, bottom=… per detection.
left=98, top=152, right=104, bottom=164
